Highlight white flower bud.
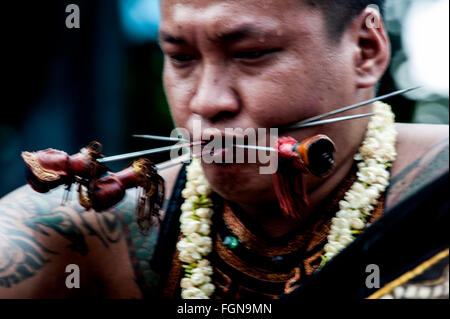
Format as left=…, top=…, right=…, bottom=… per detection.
left=185, top=181, right=195, bottom=190
left=336, top=211, right=347, bottom=219
left=198, top=223, right=211, bottom=236
left=197, top=246, right=210, bottom=255
left=333, top=218, right=349, bottom=229
left=192, top=267, right=204, bottom=275
left=337, top=228, right=352, bottom=237
left=197, top=175, right=210, bottom=186
left=339, top=200, right=351, bottom=210
left=353, top=182, right=366, bottom=193
left=180, top=211, right=194, bottom=222
left=198, top=260, right=210, bottom=268
left=200, top=283, right=215, bottom=297
left=333, top=242, right=345, bottom=252
left=179, top=250, right=196, bottom=264
left=187, top=168, right=202, bottom=180
left=187, top=233, right=202, bottom=245
left=327, top=233, right=338, bottom=242
left=180, top=278, right=194, bottom=289
left=339, top=235, right=353, bottom=245
left=196, top=208, right=213, bottom=219
left=187, top=195, right=200, bottom=204
left=197, top=185, right=211, bottom=196
left=181, top=219, right=201, bottom=235
left=191, top=273, right=206, bottom=285
left=182, top=188, right=196, bottom=199
left=198, top=236, right=212, bottom=247
left=181, top=202, right=194, bottom=212
left=191, top=251, right=202, bottom=261
left=202, top=266, right=213, bottom=276
left=200, top=217, right=213, bottom=225
left=330, top=224, right=340, bottom=232
left=177, top=239, right=195, bottom=252
left=181, top=287, right=205, bottom=299
left=325, top=252, right=335, bottom=260
left=351, top=218, right=365, bottom=230
left=324, top=243, right=338, bottom=254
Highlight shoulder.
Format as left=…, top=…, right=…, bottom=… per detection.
left=386, top=123, right=449, bottom=210
left=159, top=162, right=185, bottom=202
left=113, top=160, right=184, bottom=296
left=0, top=184, right=143, bottom=297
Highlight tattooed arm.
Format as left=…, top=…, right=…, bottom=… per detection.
left=0, top=185, right=139, bottom=298
left=0, top=162, right=183, bottom=298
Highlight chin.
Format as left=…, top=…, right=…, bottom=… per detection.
left=201, top=161, right=275, bottom=204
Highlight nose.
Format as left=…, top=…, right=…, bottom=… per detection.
left=189, top=64, right=240, bottom=121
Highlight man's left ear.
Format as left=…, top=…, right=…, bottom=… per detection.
left=352, top=7, right=391, bottom=88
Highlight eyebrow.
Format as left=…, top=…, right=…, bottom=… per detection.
left=159, top=25, right=277, bottom=45
left=159, top=31, right=186, bottom=44
left=215, top=25, right=267, bottom=42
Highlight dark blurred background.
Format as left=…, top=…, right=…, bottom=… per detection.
left=0, top=0, right=448, bottom=197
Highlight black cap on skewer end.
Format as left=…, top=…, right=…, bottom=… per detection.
left=307, top=137, right=336, bottom=177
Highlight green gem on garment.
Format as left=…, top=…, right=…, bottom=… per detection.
left=223, top=236, right=239, bottom=249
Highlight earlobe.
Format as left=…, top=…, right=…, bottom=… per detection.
left=354, top=8, right=391, bottom=89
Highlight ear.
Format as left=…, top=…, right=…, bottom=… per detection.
left=351, top=7, right=391, bottom=88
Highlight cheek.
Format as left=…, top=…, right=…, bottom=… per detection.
left=235, top=56, right=333, bottom=127
left=163, top=67, right=195, bottom=126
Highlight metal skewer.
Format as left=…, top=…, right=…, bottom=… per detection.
left=132, top=135, right=278, bottom=152
left=155, top=153, right=192, bottom=170
left=97, top=141, right=203, bottom=163
left=289, top=86, right=420, bottom=127
left=283, top=112, right=377, bottom=130
left=233, top=144, right=276, bottom=152
left=133, top=134, right=189, bottom=143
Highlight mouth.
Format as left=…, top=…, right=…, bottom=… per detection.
left=200, top=134, right=251, bottom=146
left=197, top=133, right=255, bottom=163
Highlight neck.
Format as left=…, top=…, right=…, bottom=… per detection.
left=233, top=156, right=356, bottom=238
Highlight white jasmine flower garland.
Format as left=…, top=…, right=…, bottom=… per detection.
left=323, top=102, right=397, bottom=262
left=178, top=158, right=215, bottom=299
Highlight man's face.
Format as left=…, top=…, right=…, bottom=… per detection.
left=160, top=0, right=365, bottom=204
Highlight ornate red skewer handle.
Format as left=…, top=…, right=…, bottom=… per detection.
left=22, top=141, right=108, bottom=193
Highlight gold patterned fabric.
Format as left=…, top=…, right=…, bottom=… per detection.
left=210, top=194, right=385, bottom=299
left=370, top=249, right=449, bottom=299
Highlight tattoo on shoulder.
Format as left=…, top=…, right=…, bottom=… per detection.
left=0, top=186, right=161, bottom=291
left=387, top=137, right=449, bottom=208
left=114, top=194, right=167, bottom=296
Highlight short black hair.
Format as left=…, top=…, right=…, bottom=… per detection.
left=305, top=0, right=385, bottom=40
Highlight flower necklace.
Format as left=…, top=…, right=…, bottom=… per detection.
left=177, top=101, right=397, bottom=299
left=177, top=158, right=216, bottom=299
left=322, top=101, right=397, bottom=263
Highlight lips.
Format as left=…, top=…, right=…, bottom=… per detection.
left=199, top=130, right=251, bottom=146
left=194, top=132, right=236, bottom=163
left=199, top=137, right=232, bottom=162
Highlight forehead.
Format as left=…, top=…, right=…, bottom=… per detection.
left=160, top=0, right=321, bottom=38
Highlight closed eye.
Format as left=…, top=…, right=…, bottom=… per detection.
left=233, top=48, right=281, bottom=60
left=169, top=54, right=196, bottom=64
